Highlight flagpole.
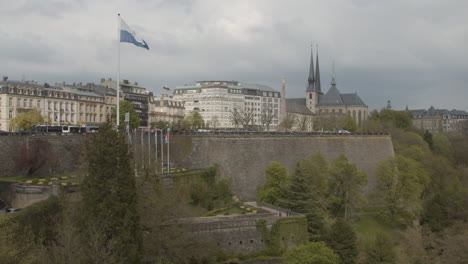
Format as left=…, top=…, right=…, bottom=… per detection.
left=161, top=129, right=164, bottom=175
left=155, top=130, right=158, bottom=169
left=117, top=13, right=121, bottom=128
left=167, top=129, right=170, bottom=174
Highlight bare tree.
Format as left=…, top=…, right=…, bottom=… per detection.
left=240, top=106, right=255, bottom=129
left=280, top=112, right=296, bottom=131
left=260, top=103, right=276, bottom=131
left=229, top=107, right=242, bottom=129
left=210, top=115, right=220, bottom=129
left=297, top=114, right=312, bottom=131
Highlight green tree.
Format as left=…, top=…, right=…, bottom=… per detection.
left=374, top=155, right=429, bottom=226
left=326, top=218, right=358, bottom=264
left=283, top=153, right=330, bottom=240
left=341, top=114, right=358, bottom=132
left=283, top=242, right=340, bottom=264
left=328, top=154, right=367, bottom=219
left=365, top=233, right=396, bottom=264
left=423, top=130, right=433, bottom=150
left=80, top=122, right=142, bottom=263
left=111, top=100, right=141, bottom=129
left=187, top=111, right=204, bottom=129
left=9, top=109, right=44, bottom=131
left=257, top=162, right=289, bottom=206
left=432, top=133, right=452, bottom=160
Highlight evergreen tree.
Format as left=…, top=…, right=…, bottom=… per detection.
left=328, top=154, right=367, bottom=219
left=80, top=122, right=142, bottom=263
left=326, top=218, right=358, bottom=264
left=283, top=153, right=329, bottom=240
left=423, top=130, right=433, bottom=150
left=365, top=233, right=396, bottom=264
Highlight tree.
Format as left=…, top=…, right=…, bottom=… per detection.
left=328, top=154, right=367, bottom=219
left=260, top=104, right=275, bottom=131
left=257, top=162, right=289, bottom=206
left=327, top=218, right=358, bottom=264
left=283, top=242, right=340, bottom=264
left=432, top=133, right=452, bottom=160
left=341, top=114, right=358, bottom=132
left=111, top=100, right=140, bottom=129
left=9, top=109, right=44, bottom=131
left=423, top=130, right=433, bottom=150
left=210, top=115, right=220, bottom=129
left=80, top=122, right=142, bottom=263
left=283, top=153, right=330, bottom=239
left=280, top=112, right=296, bottom=131
left=187, top=111, right=204, bottom=129
left=374, top=155, right=429, bottom=226
left=365, top=233, right=396, bottom=264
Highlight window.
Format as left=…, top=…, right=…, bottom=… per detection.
left=17, top=98, right=20, bottom=106
left=9, top=110, right=13, bottom=119
left=29, top=99, right=33, bottom=107
left=37, top=100, right=40, bottom=108
left=23, top=99, right=27, bottom=107
left=9, top=97, right=12, bottom=106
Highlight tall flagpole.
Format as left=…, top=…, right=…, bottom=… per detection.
left=117, top=13, right=121, bottom=128
left=167, top=129, right=170, bottom=174
left=161, top=129, right=164, bottom=175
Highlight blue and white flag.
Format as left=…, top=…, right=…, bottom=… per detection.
left=120, top=17, right=149, bottom=50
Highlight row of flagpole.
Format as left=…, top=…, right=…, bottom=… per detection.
left=128, top=128, right=171, bottom=175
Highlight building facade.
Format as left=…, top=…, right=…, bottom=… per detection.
left=407, top=106, right=468, bottom=135
left=283, top=47, right=368, bottom=131
left=0, top=77, right=116, bottom=131
left=173, top=81, right=281, bottom=130
left=148, top=94, right=185, bottom=126
left=100, top=78, right=151, bottom=127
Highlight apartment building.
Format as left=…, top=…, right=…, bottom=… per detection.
left=173, top=80, right=280, bottom=130
left=148, top=94, right=185, bottom=126
left=0, top=77, right=116, bottom=131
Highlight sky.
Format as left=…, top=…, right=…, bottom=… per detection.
left=0, top=0, right=467, bottom=111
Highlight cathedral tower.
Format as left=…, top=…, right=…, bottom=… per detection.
left=306, top=45, right=321, bottom=113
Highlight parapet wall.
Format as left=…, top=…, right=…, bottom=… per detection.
left=0, top=134, right=394, bottom=200
left=171, top=135, right=395, bottom=199
left=187, top=212, right=308, bottom=253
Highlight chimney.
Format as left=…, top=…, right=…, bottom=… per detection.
left=123, top=80, right=129, bottom=84
left=135, top=82, right=138, bottom=86
left=2, top=76, right=8, bottom=81
left=100, top=78, right=105, bottom=83
left=108, top=78, right=112, bottom=81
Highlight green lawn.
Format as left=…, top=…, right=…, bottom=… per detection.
left=354, top=214, right=393, bottom=244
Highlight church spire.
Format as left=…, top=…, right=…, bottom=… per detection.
left=331, top=59, right=336, bottom=86
left=306, top=43, right=315, bottom=92
left=315, top=44, right=321, bottom=92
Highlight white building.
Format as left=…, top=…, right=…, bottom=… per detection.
left=173, top=80, right=281, bottom=130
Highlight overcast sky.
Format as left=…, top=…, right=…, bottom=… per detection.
left=1, top=0, right=467, bottom=111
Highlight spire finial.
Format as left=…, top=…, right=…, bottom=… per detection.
left=331, top=59, right=336, bottom=85
left=306, top=42, right=315, bottom=92
left=315, top=44, right=321, bottom=92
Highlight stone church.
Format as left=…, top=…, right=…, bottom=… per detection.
left=281, top=46, right=368, bottom=131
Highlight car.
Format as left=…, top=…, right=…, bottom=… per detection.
left=6, top=208, right=21, bottom=213
left=338, top=130, right=351, bottom=134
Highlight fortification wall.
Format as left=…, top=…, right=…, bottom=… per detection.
left=187, top=213, right=308, bottom=253
left=0, top=135, right=394, bottom=200
left=170, top=135, right=395, bottom=199
left=0, top=135, right=86, bottom=177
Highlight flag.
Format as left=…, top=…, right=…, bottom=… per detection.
left=163, top=85, right=170, bottom=91
left=164, top=129, right=169, bottom=144
left=120, top=17, right=149, bottom=50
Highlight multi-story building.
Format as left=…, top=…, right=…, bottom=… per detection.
left=148, top=94, right=185, bottom=126
left=407, top=106, right=468, bottom=135
left=0, top=77, right=116, bottom=131
left=100, top=78, right=151, bottom=127
left=173, top=80, right=281, bottom=130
